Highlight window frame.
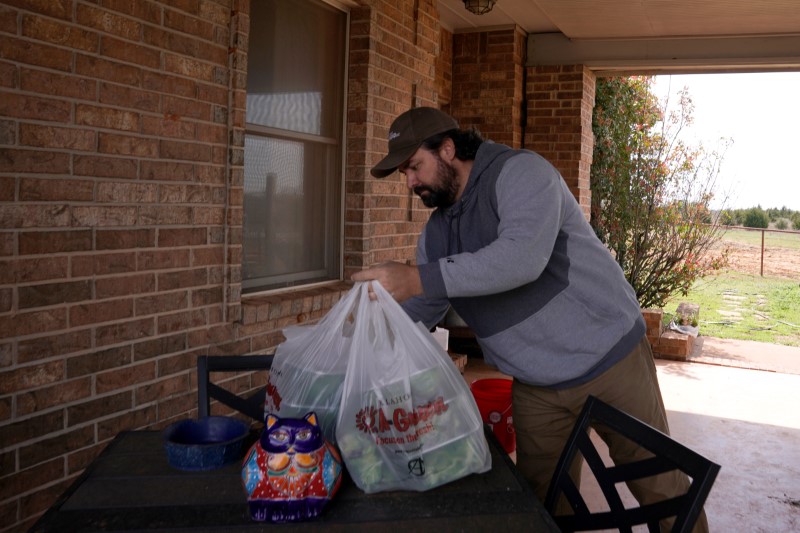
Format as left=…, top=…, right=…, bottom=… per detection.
left=241, top=0, right=350, bottom=295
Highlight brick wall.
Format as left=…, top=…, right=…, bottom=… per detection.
left=0, top=0, right=446, bottom=530
left=451, top=26, right=527, bottom=148
left=525, top=64, right=596, bottom=218
left=342, top=0, right=440, bottom=277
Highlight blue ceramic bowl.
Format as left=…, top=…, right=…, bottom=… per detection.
left=162, top=416, right=250, bottom=471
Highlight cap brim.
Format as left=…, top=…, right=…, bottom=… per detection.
left=370, top=143, right=420, bottom=178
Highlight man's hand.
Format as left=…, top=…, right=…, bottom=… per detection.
left=351, top=261, right=423, bottom=302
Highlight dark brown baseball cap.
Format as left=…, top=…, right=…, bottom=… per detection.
left=370, top=107, right=459, bottom=178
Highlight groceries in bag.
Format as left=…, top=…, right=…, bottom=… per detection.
left=336, top=282, right=491, bottom=493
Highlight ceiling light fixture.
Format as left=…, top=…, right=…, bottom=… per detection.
left=463, top=0, right=497, bottom=16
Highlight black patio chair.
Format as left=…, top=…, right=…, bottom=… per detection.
left=196, top=354, right=274, bottom=422
left=544, top=395, right=720, bottom=533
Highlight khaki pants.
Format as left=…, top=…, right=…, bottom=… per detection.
left=511, top=336, right=709, bottom=533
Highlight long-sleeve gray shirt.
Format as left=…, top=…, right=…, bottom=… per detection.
left=402, top=142, right=645, bottom=388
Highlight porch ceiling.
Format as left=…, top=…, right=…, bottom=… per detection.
left=437, top=0, right=800, bottom=74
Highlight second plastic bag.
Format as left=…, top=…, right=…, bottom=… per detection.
left=264, top=285, right=362, bottom=445
left=336, top=282, right=491, bottom=493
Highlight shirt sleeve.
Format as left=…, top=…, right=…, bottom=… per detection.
left=421, top=152, right=566, bottom=299
left=400, top=228, right=450, bottom=328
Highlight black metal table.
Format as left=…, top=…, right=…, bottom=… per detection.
left=30, top=427, right=560, bottom=532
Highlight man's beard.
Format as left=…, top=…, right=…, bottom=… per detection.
left=413, top=156, right=459, bottom=209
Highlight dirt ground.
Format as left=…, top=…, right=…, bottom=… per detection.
left=714, top=240, right=800, bottom=279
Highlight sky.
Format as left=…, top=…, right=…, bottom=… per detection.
left=651, top=72, right=800, bottom=212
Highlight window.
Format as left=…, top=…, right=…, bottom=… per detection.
left=243, top=0, right=347, bottom=292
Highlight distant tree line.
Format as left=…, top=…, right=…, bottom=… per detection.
left=718, top=206, right=800, bottom=230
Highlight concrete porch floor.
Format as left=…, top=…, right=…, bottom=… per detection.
left=461, top=336, right=800, bottom=532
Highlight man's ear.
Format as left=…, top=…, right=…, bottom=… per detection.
left=439, top=138, right=456, bottom=162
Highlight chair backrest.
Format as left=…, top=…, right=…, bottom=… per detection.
left=197, top=355, right=274, bottom=422
left=544, top=395, right=720, bottom=533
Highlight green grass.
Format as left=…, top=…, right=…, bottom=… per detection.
left=662, top=271, right=800, bottom=347
left=720, top=227, right=800, bottom=250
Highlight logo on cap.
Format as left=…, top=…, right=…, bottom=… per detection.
left=388, top=131, right=400, bottom=141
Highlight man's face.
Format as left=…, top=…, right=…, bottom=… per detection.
left=399, top=146, right=459, bottom=209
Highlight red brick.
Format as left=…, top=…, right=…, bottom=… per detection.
left=0, top=410, right=63, bottom=448
left=19, top=426, right=95, bottom=469
left=17, top=330, right=92, bottom=364
left=98, top=131, right=158, bottom=157
left=97, top=404, right=157, bottom=442
left=0, top=204, right=71, bottom=229
left=19, top=477, right=74, bottom=526
left=192, top=287, right=223, bottom=307
left=0, top=308, right=67, bottom=338
left=140, top=160, right=195, bottom=182
left=135, top=290, right=188, bottom=316
left=16, top=377, right=92, bottom=416
left=67, top=441, right=106, bottom=474
left=157, top=269, right=208, bottom=292
left=18, top=280, right=92, bottom=309
left=96, top=360, right=156, bottom=394
left=95, top=273, right=155, bottom=298
left=164, top=7, right=214, bottom=40
left=100, top=34, right=161, bottom=69
left=76, top=103, right=140, bottom=132
left=76, top=3, right=141, bottom=41
left=0, top=176, right=17, bottom=203
left=19, top=229, right=92, bottom=255
left=135, top=373, right=190, bottom=405
left=96, top=228, right=156, bottom=250
left=20, top=123, right=96, bottom=150
left=0, top=256, right=68, bottom=284
left=73, top=154, right=138, bottom=179
left=140, top=114, right=197, bottom=139
left=192, top=246, right=224, bottom=266
left=70, top=298, right=134, bottom=327
left=0, top=458, right=64, bottom=502
left=69, top=205, right=138, bottom=226
left=2, top=0, right=71, bottom=20
left=0, top=360, right=64, bottom=395
left=99, top=82, right=160, bottom=112
left=0, top=148, right=70, bottom=174
left=0, top=36, right=72, bottom=71
left=157, top=390, right=197, bottom=420
left=141, top=70, right=196, bottom=98
left=192, top=205, right=222, bottom=226
left=163, top=53, right=215, bottom=82
left=157, top=309, right=207, bottom=334
left=19, top=68, right=97, bottom=100
left=22, top=13, right=99, bottom=52
left=159, top=139, right=212, bottom=162
left=71, top=251, right=136, bottom=277
left=0, top=288, right=9, bottom=312
left=138, top=205, right=193, bottom=225
left=133, top=333, right=188, bottom=361
left=66, top=391, right=132, bottom=426
left=75, top=53, right=142, bottom=87
left=157, top=227, right=207, bottom=247
left=95, top=317, right=155, bottom=347
left=19, top=178, right=94, bottom=202
left=137, top=249, right=190, bottom=270
left=65, top=346, right=131, bottom=379
left=101, top=0, right=162, bottom=24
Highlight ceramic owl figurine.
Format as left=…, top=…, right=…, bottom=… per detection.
left=242, top=412, right=343, bottom=523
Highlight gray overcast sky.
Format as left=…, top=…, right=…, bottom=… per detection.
left=652, top=72, right=800, bottom=212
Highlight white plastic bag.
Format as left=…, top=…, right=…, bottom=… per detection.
left=336, top=282, right=491, bottom=493
left=264, top=285, right=362, bottom=444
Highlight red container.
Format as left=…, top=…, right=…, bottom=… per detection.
left=470, top=378, right=515, bottom=454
